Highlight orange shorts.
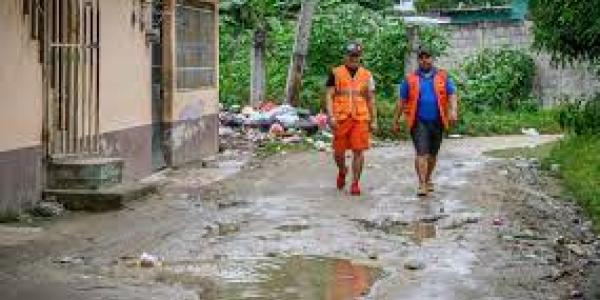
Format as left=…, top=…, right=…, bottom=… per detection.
left=333, top=120, right=370, bottom=153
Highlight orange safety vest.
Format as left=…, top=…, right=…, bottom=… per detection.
left=332, top=66, right=372, bottom=122
left=404, top=69, right=451, bottom=130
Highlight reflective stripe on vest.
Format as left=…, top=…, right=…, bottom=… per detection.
left=404, top=70, right=450, bottom=130
left=332, top=66, right=371, bottom=122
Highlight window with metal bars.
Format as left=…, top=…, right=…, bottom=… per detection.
left=175, top=1, right=216, bottom=90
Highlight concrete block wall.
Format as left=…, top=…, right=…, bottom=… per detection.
left=431, top=21, right=600, bottom=106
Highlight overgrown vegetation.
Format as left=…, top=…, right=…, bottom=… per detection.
left=220, top=2, right=564, bottom=140
left=448, top=48, right=559, bottom=136
left=219, top=1, right=448, bottom=112
left=457, top=48, right=537, bottom=113
left=546, top=136, right=600, bottom=231
left=557, top=96, right=600, bottom=135
left=526, top=0, right=600, bottom=230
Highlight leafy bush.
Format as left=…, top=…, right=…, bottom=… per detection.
left=457, top=48, right=537, bottom=113
left=219, top=15, right=252, bottom=108
left=557, top=95, right=600, bottom=135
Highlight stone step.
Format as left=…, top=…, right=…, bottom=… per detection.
left=47, top=156, right=124, bottom=190
left=44, top=182, right=158, bottom=212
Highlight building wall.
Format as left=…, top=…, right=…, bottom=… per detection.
left=0, top=1, right=44, bottom=214
left=97, top=0, right=154, bottom=181
left=0, top=0, right=220, bottom=215
left=432, top=21, right=600, bottom=106
left=164, top=0, right=220, bottom=166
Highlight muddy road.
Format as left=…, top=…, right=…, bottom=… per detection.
left=1, top=135, right=599, bottom=300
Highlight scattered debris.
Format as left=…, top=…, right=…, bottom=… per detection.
left=404, top=258, right=426, bottom=271
left=493, top=217, right=504, bottom=226
left=201, top=156, right=219, bottom=168
left=53, top=256, right=84, bottom=265
left=570, top=290, right=584, bottom=299
left=276, top=224, right=310, bottom=233
left=565, top=244, right=587, bottom=257
left=441, top=213, right=481, bottom=230
left=30, top=201, right=65, bottom=218
left=521, top=127, right=540, bottom=136
left=203, top=222, right=241, bottom=237
left=219, top=102, right=331, bottom=155
left=269, top=123, right=285, bottom=136
left=139, top=252, right=163, bottom=268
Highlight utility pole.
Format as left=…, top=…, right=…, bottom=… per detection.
left=284, top=0, right=316, bottom=106
left=250, top=27, right=267, bottom=107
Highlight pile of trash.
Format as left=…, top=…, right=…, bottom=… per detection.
left=219, top=102, right=332, bottom=152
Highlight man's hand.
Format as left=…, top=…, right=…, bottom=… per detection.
left=449, top=110, right=458, bottom=127
left=391, top=119, right=401, bottom=134
left=392, top=99, right=404, bottom=134
left=369, top=120, right=378, bottom=133
left=329, top=117, right=338, bottom=130
left=448, top=94, right=459, bottom=127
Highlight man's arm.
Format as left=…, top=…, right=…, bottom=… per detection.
left=326, top=87, right=336, bottom=128
left=392, top=80, right=408, bottom=132
left=325, top=71, right=337, bottom=129
left=367, top=76, right=377, bottom=131
left=446, top=77, right=458, bottom=124
left=393, top=98, right=404, bottom=126
left=367, top=89, right=377, bottom=131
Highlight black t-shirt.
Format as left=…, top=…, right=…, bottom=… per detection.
left=325, top=66, right=359, bottom=87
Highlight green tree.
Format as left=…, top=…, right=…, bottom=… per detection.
left=529, top=0, right=600, bottom=67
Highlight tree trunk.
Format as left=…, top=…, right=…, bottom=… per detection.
left=284, top=0, right=316, bottom=106
left=250, top=28, right=266, bottom=107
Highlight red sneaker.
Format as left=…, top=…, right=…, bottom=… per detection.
left=336, top=169, right=347, bottom=190
left=350, top=181, right=361, bottom=196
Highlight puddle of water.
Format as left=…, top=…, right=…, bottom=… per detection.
left=156, top=256, right=383, bottom=300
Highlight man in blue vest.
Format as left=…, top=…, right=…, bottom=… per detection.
left=392, top=47, right=458, bottom=197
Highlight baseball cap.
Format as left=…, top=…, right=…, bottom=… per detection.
left=346, top=42, right=363, bottom=56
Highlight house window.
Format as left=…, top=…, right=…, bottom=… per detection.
left=176, top=1, right=216, bottom=89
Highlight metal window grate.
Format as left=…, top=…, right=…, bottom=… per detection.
left=175, top=3, right=216, bottom=89
left=41, top=0, right=101, bottom=156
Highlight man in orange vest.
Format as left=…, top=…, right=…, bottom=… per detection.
left=326, top=42, right=377, bottom=196
left=392, top=47, right=458, bottom=197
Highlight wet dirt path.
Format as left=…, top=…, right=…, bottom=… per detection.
left=3, top=135, right=597, bottom=300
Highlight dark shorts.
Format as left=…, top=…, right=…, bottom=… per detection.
left=411, top=120, right=443, bottom=156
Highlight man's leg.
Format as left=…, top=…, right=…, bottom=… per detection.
left=411, top=121, right=430, bottom=196
left=426, top=155, right=437, bottom=183
left=334, top=151, right=347, bottom=173
left=426, top=121, right=443, bottom=191
left=333, top=121, right=349, bottom=189
left=349, top=121, right=370, bottom=195
left=416, top=155, right=429, bottom=186
left=352, top=150, right=364, bottom=183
